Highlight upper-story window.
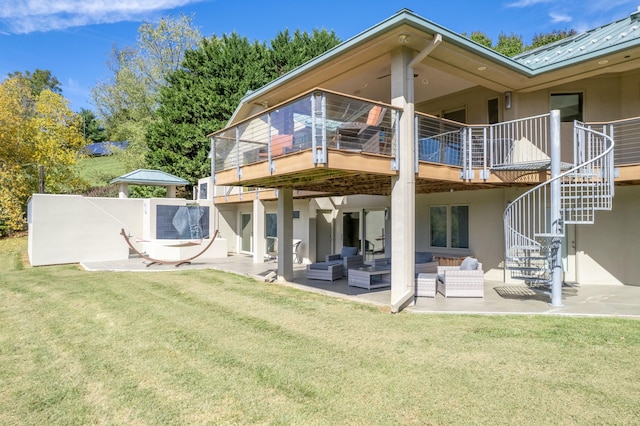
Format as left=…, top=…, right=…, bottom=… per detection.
left=550, top=93, right=583, bottom=122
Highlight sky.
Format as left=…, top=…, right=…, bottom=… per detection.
left=1, top=0, right=638, bottom=113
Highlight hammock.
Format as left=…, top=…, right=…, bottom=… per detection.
left=120, top=228, right=219, bottom=267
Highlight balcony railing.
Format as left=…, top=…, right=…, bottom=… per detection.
left=416, top=112, right=555, bottom=179
left=210, top=90, right=400, bottom=178
left=591, top=116, right=640, bottom=166
left=212, top=88, right=640, bottom=185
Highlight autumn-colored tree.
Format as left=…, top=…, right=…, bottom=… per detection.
left=0, top=76, right=86, bottom=235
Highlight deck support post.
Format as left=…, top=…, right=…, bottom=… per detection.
left=253, top=198, right=266, bottom=263
left=549, top=109, right=564, bottom=307
left=277, top=188, right=294, bottom=281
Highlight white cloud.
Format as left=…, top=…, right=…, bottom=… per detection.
left=549, top=12, right=572, bottom=23
left=504, top=0, right=552, bottom=8
left=0, top=0, right=205, bottom=34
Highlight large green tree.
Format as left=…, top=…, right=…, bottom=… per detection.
left=464, top=29, right=576, bottom=56
left=92, top=14, right=201, bottom=170
left=146, top=29, right=340, bottom=183
left=78, top=108, right=107, bottom=143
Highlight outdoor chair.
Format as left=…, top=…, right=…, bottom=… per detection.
left=306, top=262, right=343, bottom=281
left=326, top=246, right=364, bottom=277
left=436, top=256, right=484, bottom=298
left=336, top=105, right=387, bottom=153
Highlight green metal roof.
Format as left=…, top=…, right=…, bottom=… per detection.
left=514, top=8, right=640, bottom=71
left=110, top=169, right=189, bottom=186
left=227, top=7, right=640, bottom=125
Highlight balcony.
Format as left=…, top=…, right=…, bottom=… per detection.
left=210, top=89, right=640, bottom=199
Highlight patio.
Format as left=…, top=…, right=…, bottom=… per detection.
left=81, top=255, right=640, bottom=319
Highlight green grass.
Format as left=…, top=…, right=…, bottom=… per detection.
left=1, top=236, right=640, bottom=425
left=76, top=155, right=127, bottom=187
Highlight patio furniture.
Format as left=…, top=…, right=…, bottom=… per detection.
left=373, top=252, right=438, bottom=274
left=326, top=247, right=364, bottom=277
left=120, top=228, right=219, bottom=268
left=348, top=266, right=391, bottom=290
left=437, top=257, right=484, bottom=298
left=416, top=273, right=437, bottom=297
left=306, top=262, right=343, bottom=281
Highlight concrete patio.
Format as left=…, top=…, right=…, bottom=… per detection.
left=81, top=254, right=640, bottom=319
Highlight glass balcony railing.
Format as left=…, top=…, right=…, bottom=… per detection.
left=210, top=90, right=400, bottom=176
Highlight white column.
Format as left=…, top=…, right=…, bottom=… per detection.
left=118, top=183, right=128, bottom=199
left=390, top=46, right=416, bottom=310
left=253, top=198, right=266, bottom=263
left=167, top=185, right=176, bottom=198
left=277, top=188, right=294, bottom=280
left=549, top=109, right=564, bottom=307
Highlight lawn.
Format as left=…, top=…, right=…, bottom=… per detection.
left=1, top=236, right=639, bottom=425
left=76, top=154, right=127, bottom=187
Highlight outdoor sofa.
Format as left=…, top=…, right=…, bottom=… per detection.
left=436, top=256, right=484, bottom=297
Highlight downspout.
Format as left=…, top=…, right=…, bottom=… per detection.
left=390, top=33, right=442, bottom=314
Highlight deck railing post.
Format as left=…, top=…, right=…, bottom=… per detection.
left=550, top=109, right=563, bottom=307
left=311, top=92, right=327, bottom=164
left=235, top=127, right=242, bottom=179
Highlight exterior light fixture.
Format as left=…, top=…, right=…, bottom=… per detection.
left=505, top=91, right=512, bottom=110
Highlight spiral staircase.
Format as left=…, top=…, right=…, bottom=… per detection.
left=502, top=118, right=615, bottom=297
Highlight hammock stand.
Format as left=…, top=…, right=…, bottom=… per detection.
left=120, top=228, right=219, bottom=267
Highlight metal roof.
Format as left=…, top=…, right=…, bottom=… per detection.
left=110, top=169, right=189, bottom=186
left=513, top=8, right=640, bottom=71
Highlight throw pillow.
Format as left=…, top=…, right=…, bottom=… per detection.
left=460, top=256, right=479, bottom=270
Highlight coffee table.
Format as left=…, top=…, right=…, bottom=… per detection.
left=348, top=266, right=391, bottom=290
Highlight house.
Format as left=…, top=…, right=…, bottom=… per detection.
left=201, top=8, right=640, bottom=311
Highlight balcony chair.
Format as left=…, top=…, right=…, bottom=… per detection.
left=325, top=246, right=364, bottom=277
left=436, top=256, right=484, bottom=298
left=336, top=105, right=386, bottom=153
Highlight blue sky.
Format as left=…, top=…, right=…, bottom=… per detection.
left=1, top=0, right=638, bottom=112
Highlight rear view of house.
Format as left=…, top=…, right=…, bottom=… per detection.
left=201, top=8, right=640, bottom=310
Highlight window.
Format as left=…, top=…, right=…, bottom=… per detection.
left=199, top=182, right=208, bottom=200
left=429, top=205, right=469, bottom=249
left=443, top=107, right=466, bottom=124
left=550, top=93, right=583, bottom=122
left=488, top=98, right=499, bottom=124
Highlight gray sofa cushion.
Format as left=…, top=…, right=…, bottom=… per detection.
left=309, top=262, right=331, bottom=270
left=341, top=246, right=358, bottom=257
left=415, top=252, right=434, bottom=263
left=460, top=256, right=479, bottom=270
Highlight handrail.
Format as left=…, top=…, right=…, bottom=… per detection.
left=503, top=121, right=614, bottom=284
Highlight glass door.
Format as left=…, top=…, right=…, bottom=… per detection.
left=363, top=209, right=385, bottom=261
left=240, top=213, right=252, bottom=253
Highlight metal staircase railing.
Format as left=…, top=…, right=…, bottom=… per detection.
left=503, top=120, right=615, bottom=290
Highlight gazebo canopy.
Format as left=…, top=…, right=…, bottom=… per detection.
left=110, top=169, right=189, bottom=198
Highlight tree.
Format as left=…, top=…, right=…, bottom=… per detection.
left=8, top=68, right=62, bottom=96
left=466, top=31, right=492, bottom=49
left=145, top=29, right=341, bottom=184
left=78, top=108, right=107, bottom=143
left=527, top=29, right=577, bottom=51
left=494, top=33, right=524, bottom=57
left=0, top=76, right=86, bottom=235
left=92, top=14, right=201, bottom=170
left=463, top=29, right=576, bottom=57
left=146, top=33, right=271, bottom=182
left=267, top=28, right=341, bottom=76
